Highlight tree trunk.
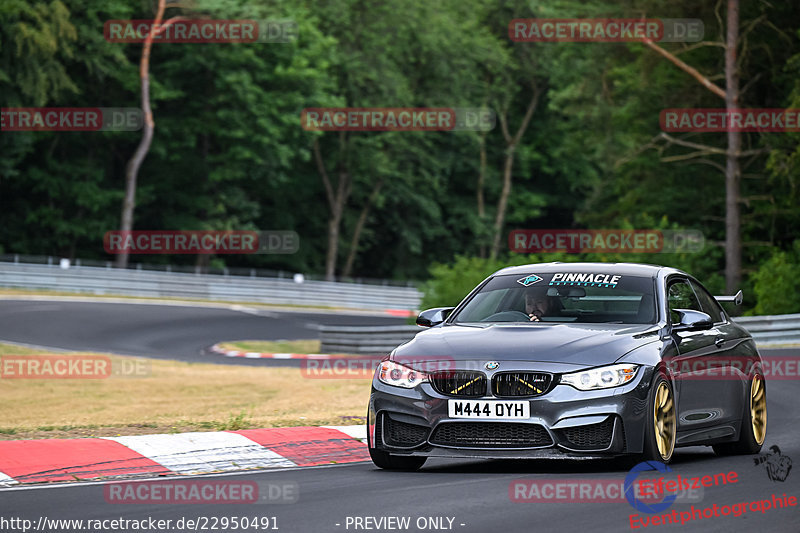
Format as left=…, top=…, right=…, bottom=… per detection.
left=490, top=147, right=515, bottom=259
left=477, top=132, right=487, bottom=218
left=724, top=0, right=742, bottom=292
left=115, top=36, right=156, bottom=268
left=195, top=252, right=210, bottom=274
left=642, top=3, right=741, bottom=291
left=326, top=206, right=343, bottom=281
left=489, top=85, right=541, bottom=259
left=115, top=1, right=182, bottom=268
left=314, top=134, right=351, bottom=281
left=342, top=177, right=383, bottom=278
left=477, top=132, right=487, bottom=258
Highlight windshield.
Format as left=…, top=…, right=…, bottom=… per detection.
left=452, top=271, right=657, bottom=324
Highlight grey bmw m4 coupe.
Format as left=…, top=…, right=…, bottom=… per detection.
left=368, top=263, right=767, bottom=470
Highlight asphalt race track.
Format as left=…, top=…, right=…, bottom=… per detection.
left=1, top=298, right=799, bottom=532
left=0, top=299, right=406, bottom=367
left=2, top=385, right=799, bottom=533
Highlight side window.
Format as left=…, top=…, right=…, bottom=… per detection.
left=667, top=280, right=701, bottom=324
left=690, top=279, right=726, bottom=323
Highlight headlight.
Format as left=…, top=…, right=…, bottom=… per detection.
left=560, top=364, right=639, bottom=391
left=377, top=360, right=429, bottom=389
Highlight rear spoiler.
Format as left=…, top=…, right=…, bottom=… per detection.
left=715, top=290, right=743, bottom=306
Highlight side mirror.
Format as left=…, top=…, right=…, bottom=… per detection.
left=416, top=307, right=455, bottom=327
left=672, top=309, right=713, bottom=331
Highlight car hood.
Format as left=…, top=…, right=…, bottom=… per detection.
left=392, top=323, right=659, bottom=369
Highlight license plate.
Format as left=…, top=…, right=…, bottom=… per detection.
left=447, top=400, right=530, bottom=419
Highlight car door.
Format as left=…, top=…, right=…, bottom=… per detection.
left=688, top=278, right=747, bottom=426
left=665, top=277, right=723, bottom=439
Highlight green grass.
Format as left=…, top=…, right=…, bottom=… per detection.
left=217, top=339, right=321, bottom=353
left=0, top=342, right=371, bottom=440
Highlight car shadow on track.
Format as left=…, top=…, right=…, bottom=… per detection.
left=410, top=448, right=720, bottom=475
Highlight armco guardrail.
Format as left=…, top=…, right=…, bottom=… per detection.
left=319, top=314, right=800, bottom=355
left=0, top=262, right=422, bottom=311
left=734, top=314, right=800, bottom=346
left=319, top=325, right=421, bottom=354
left=2, top=260, right=798, bottom=346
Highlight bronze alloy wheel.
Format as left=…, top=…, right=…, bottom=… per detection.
left=712, top=372, right=767, bottom=456
left=653, top=381, right=676, bottom=461
left=750, top=375, right=767, bottom=445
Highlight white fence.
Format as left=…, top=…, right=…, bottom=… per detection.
left=0, top=261, right=422, bottom=311
left=733, top=314, right=800, bottom=346
left=1, top=260, right=798, bottom=345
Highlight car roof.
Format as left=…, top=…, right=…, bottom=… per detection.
left=492, top=262, right=686, bottom=279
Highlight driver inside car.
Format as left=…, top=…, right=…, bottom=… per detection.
left=525, top=288, right=556, bottom=322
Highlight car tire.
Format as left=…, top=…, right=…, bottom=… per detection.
left=368, top=447, right=427, bottom=471
left=642, top=372, right=676, bottom=464
left=713, top=373, right=766, bottom=456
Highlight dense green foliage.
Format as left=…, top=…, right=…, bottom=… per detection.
left=1, top=0, right=799, bottom=313
left=751, top=241, right=800, bottom=316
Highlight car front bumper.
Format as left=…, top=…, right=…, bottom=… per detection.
left=368, top=363, right=655, bottom=459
